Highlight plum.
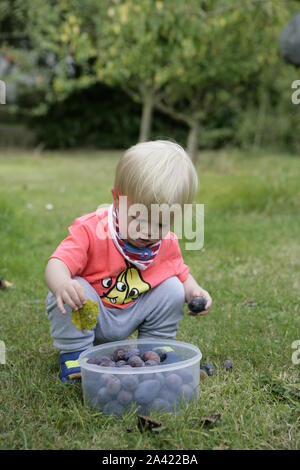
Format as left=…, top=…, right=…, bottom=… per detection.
left=87, top=358, right=98, bottom=365
left=166, top=373, right=183, bottom=391
left=153, top=349, right=167, bottom=362
left=150, top=398, right=171, bottom=412
left=134, top=379, right=161, bottom=404
left=142, top=351, right=160, bottom=363
left=94, top=355, right=111, bottom=365
left=106, top=376, right=121, bottom=396
left=123, top=348, right=140, bottom=361
left=177, top=384, right=194, bottom=402
left=188, top=296, right=207, bottom=314
left=144, top=360, right=159, bottom=367
left=201, top=363, right=216, bottom=376
left=159, top=351, right=181, bottom=365
left=128, top=355, right=145, bottom=368
left=97, top=387, right=110, bottom=406
left=154, top=373, right=165, bottom=388
left=139, top=372, right=156, bottom=382
left=100, top=373, right=116, bottom=387
left=117, top=389, right=133, bottom=406
left=103, top=400, right=125, bottom=417
left=178, top=370, right=194, bottom=384
left=222, top=359, right=233, bottom=371
left=121, top=374, right=139, bottom=391
left=112, top=348, right=126, bottom=362
left=115, top=360, right=127, bottom=368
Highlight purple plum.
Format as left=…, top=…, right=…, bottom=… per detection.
left=128, top=355, right=145, bottom=368
left=134, top=379, right=161, bottom=404
left=166, top=373, right=183, bottom=390
left=117, top=389, right=133, bottom=406
left=121, top=374, right=139, bottom=391
left=106, top=376, right=121, bottom=396
left=142, top=351, right=160, bottom=363
left=103, top=400, right=125, bottom=417
left=123, top=348, right=140, bottom=361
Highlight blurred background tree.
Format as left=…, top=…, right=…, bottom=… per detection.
left=0, top=0, right=299, bottom=155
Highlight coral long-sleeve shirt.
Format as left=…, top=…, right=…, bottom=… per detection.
left=49, top=206, right=189, bottom=309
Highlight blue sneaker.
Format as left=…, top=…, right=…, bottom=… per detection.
left=59, top=350, right=85, bottom=384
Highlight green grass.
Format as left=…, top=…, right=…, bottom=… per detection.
left=0, top=148, right=299, bottom=450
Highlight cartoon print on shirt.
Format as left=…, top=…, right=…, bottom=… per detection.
left=100, top=260, right=151, bottom=305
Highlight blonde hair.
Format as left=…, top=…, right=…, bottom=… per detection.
left=114, top=140, right=198, bottom=207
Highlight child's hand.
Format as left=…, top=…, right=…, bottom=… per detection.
left=187, top=288, right=212, bottom=316
left=55, top=279, right=86, bottom=315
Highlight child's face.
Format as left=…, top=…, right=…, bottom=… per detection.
left=112, top=189, right=170, bottom=247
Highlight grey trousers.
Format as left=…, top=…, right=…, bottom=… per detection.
left=46, top=276, right=185, bottom=353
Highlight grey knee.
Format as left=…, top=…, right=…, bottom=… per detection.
left=159, top=276, right=186, bottom=309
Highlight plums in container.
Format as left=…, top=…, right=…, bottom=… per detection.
left=166, top=373, right=183, bottom=390
left=150, top=398, right=171, bottom=412
left=145, top=360, right=159, bottom=367
left=120, top=374, right=139, bottom=391
left=97, top=387, right=110, bottom=406
left=142, top=351, right=160, bottom=363
left=134, top=379, right=161, bottom=404
left=99, top=373, right=116, bottom=387
left=87, top=355, right=104, bottom=365
left=103, top=400, right=125, bottom=417
left=177, top=384, right=194, bottom=402
left=128, top=355, right=145, bottom=368
left=112, top=348, right=126, bottom=362
left=178, top=369, right=194, bottom=384
left=106, top=376, right=121, bottom=396
left=140, top=372, right=156, bottom=382
left=115, top=360, right=127, bottom=368
left=153, top=349, right=167, bottom=362
left=152, top=373, right=165, bottom=388
left=123, top=348, right=140, bottom=361
left=117, top=389, right=133, bottom=406
left=99, top=358, right=116, bottom=367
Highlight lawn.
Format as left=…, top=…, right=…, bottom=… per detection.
left=0, top=148, right=299, bottom=450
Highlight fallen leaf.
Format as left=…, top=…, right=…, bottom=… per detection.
left=137, top=415, right=162, bottom=433
left=201, top=412, right=221, bottom=427
left=72, top=299, right=98, bottom=331
left=242, top=299, right=255, bottom=306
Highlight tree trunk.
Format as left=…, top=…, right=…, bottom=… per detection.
left=187, top=118, right=200, bottom=162
left=139, top=91, right=154, bottom=142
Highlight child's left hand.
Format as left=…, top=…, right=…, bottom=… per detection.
left=187, top=288, right=212, bottom=316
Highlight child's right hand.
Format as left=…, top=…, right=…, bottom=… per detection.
left=54, top=279, right=86, bottom=315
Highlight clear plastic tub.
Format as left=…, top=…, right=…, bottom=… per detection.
left=78, top=339, right=202, bottom=416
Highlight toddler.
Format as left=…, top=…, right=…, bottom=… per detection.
left=45, top=140, right=212, bottom=383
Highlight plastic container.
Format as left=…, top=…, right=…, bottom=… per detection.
left=78, top=339, right=202, bottom=416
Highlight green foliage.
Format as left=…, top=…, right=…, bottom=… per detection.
left=1, top=0, right=300, bottom=152
left=27, top=83, right=187, bottom=149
